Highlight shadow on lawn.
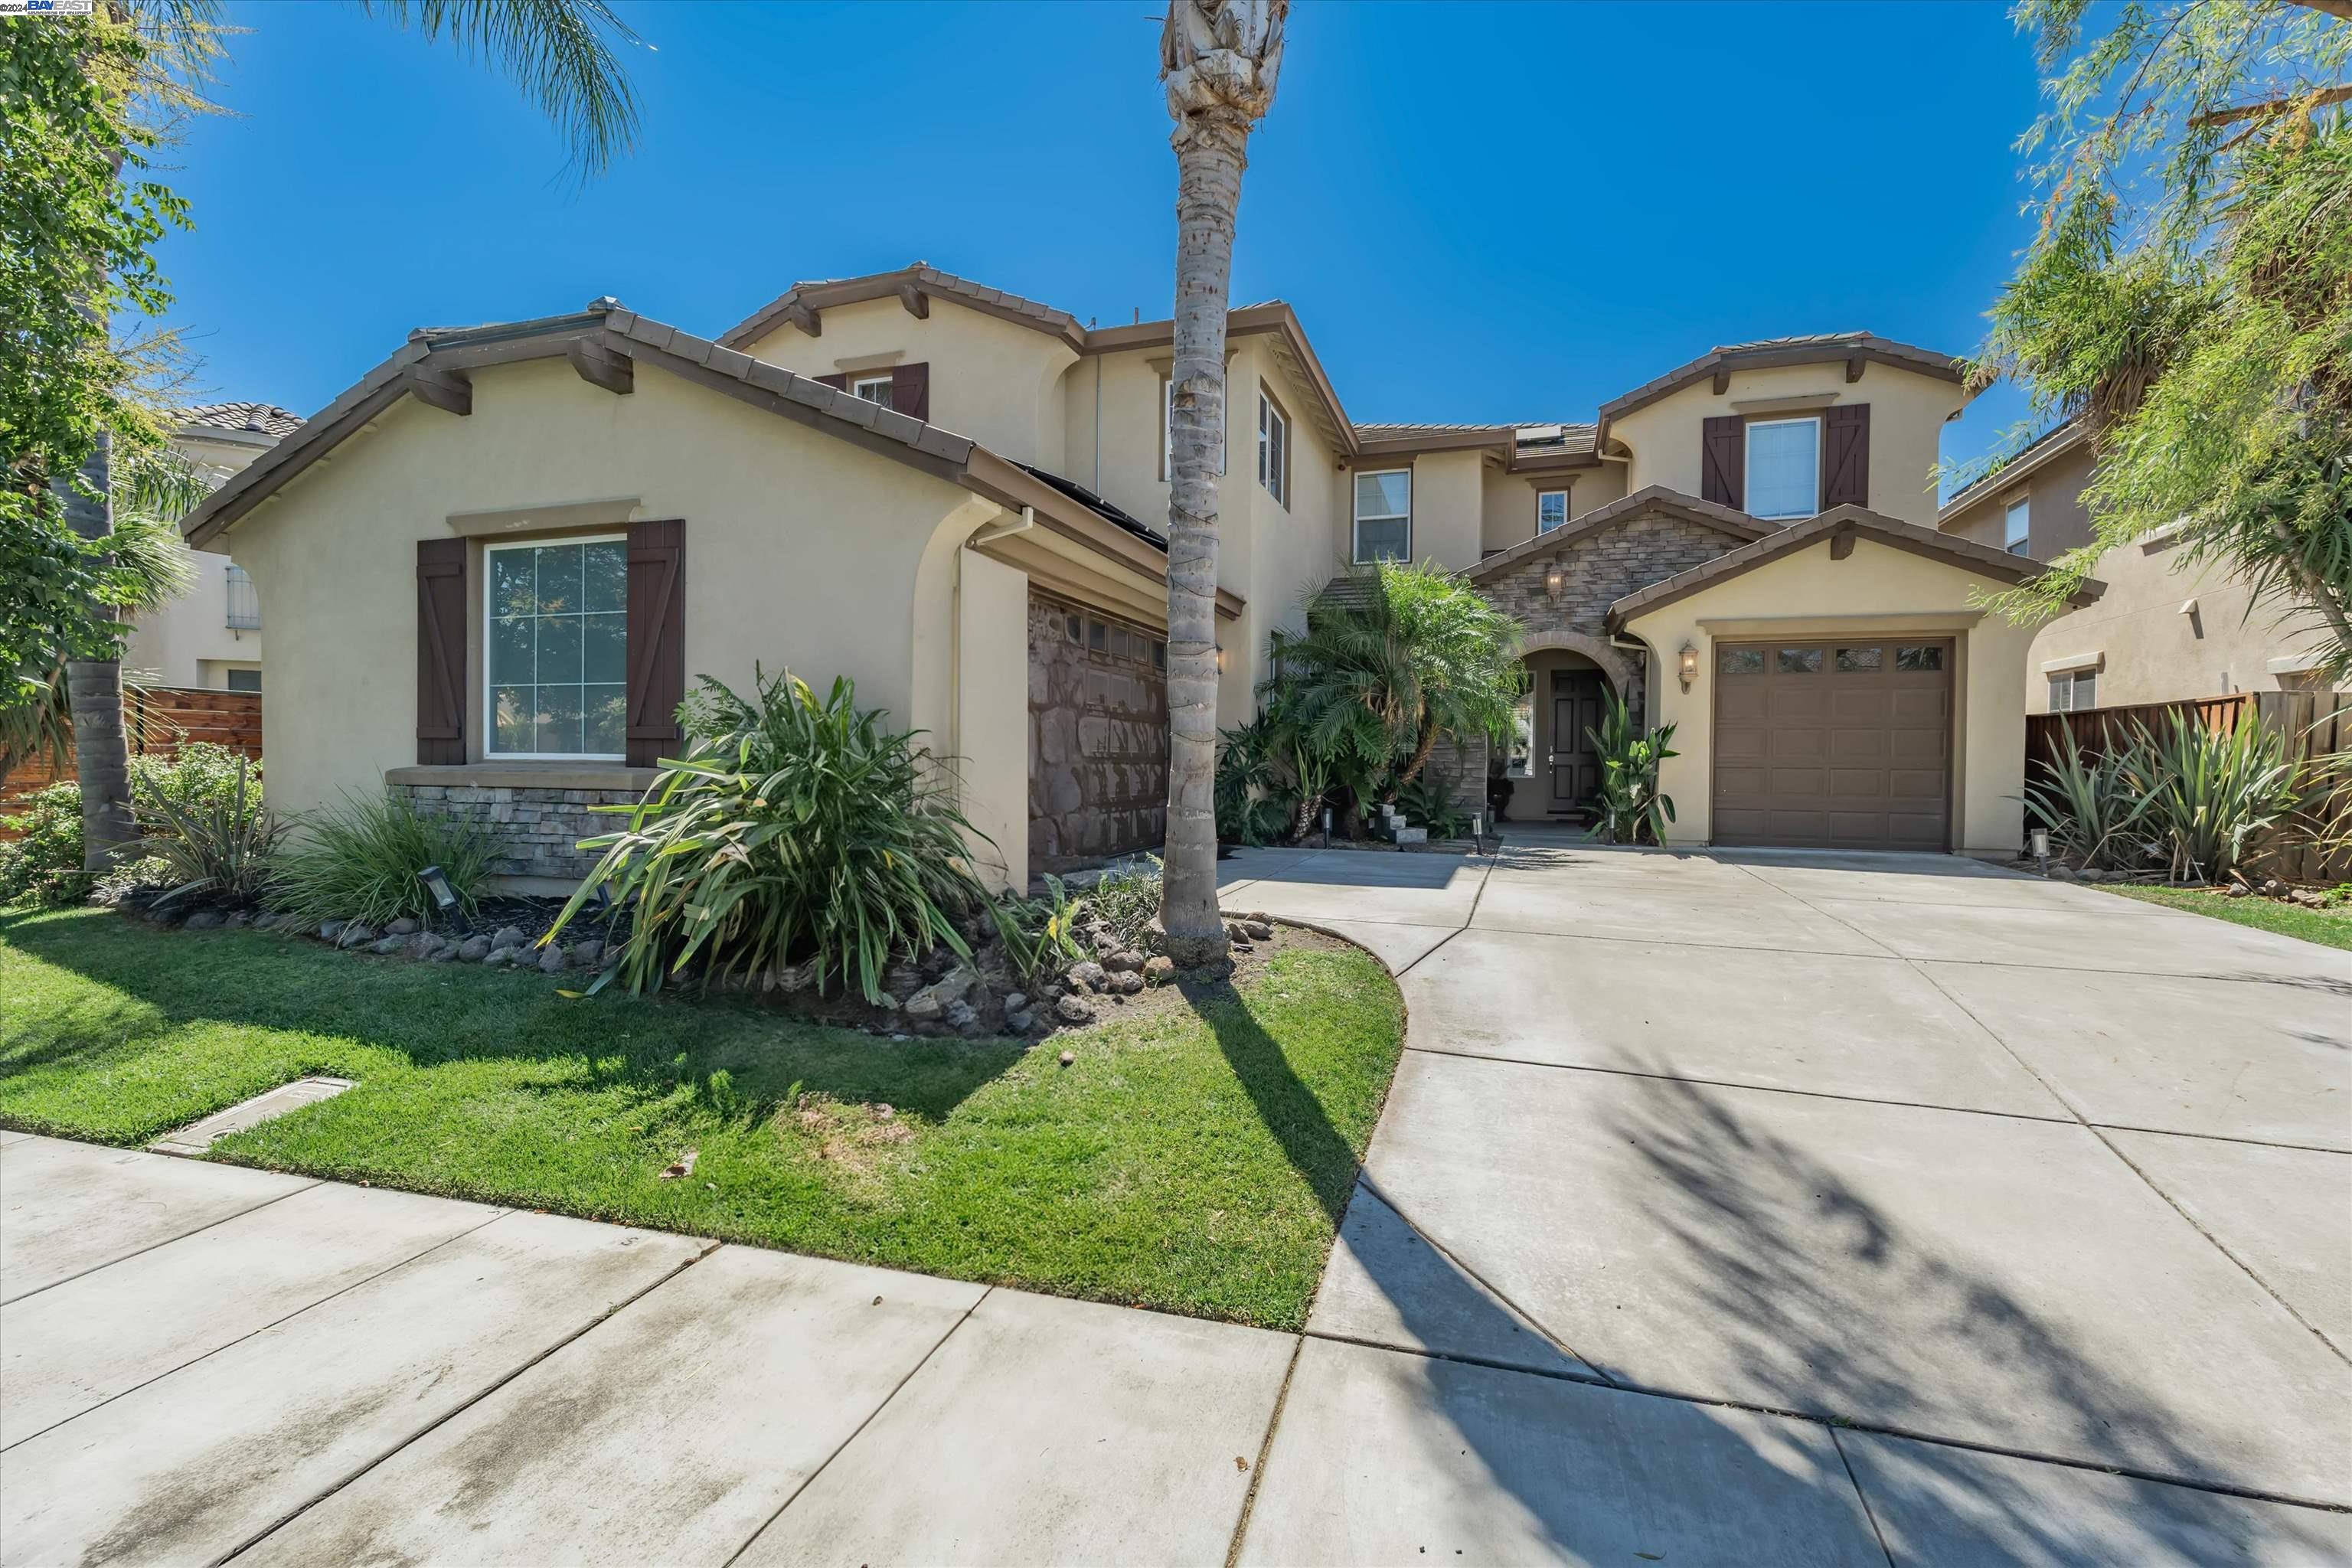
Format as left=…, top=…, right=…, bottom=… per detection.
left=0, top=913, right=1028, bottom=1128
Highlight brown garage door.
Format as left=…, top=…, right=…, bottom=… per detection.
left=1712, top=639, right=1952, bottom=850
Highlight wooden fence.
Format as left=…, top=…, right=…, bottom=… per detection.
left=2, top=686, right=262, bottom=825
left=2024, top=689, right=2350, bottom=884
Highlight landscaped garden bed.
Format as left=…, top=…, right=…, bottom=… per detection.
left=0, top=906, right=1404, bottom=1328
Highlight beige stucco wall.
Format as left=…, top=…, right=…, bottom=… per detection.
left=954, top=548, right=1031, bottom=886
left=740, top=296, right=1077, bottom=474
left=1613, top=362, right=1962, bottom=527
left=1357, top=448, right=1483, bottom=572
left=123, top=431, right=273, bottom=688
left=1223, top=342, right=1343, bottom=720
left=2022, top=536, right=2339, bottom=710
left=1941, top=438, right=2095, bottom=559
left=1622, top=535, right=2038, bottom=856
left=221, top=355, right=1028, bottom=888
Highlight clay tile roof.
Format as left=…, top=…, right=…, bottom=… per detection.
left=1596, top=332, right=1965, bottom=430
left=720, top=263, right=1086, bottom=352
left=178, top=402, right=305, bottom=439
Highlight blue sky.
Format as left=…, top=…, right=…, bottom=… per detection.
left=158, top=0, right=2046, bottom=479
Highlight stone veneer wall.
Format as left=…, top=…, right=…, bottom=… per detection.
left=1477, top=508, right=1748, bottom=728
left=1028, top=593, right=1170, bottom=876
left=392, top=781, right=639, bottom=883
left=1423, top=733, right=1491, bottom=821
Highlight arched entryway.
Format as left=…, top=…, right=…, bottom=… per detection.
left=1494, top=630, right=1645, bottom=823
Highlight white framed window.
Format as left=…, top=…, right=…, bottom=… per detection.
left=1537, top=490, right=1568, bottom=533
left=1257, top=391, right=1289, bottom=508
left=2004, top=496, right=2031, bottom=555
left=1354, top=469, right=1412, bottom=563
left=1161, top=374, right=1227, bottom=479
left=2047, top=668, right=2098, bottom=713
left=1745, top=416, right=1821, bottom=521
left=224, top=668, right=261, bottom=693
left=485, top=535, right=629, bottom=760
left=224, top=563, right=260, bottom=630
left=850, top=374, right=894, bottom=410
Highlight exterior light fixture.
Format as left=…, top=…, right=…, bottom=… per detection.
left=1544, top=566, right=1566, bottom=599
left=2029, top=826, right=2050, bottom=875
left=1215, top=645, right=1229, bottom=675
left=417, top=864, right=470, bottom=935
left=1321, top=805, right=1332, bottom=847
left=1678, top=642, right=1700, bottom=691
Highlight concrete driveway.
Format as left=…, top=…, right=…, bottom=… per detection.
left=3, top=835, right=2347, bottom=1565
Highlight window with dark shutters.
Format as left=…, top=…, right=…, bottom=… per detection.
left=415, top=538, right=467, bottom=764
left=625, top=518, right=686, bottom=768
left=890, top=361, right=930, bottom=422
left=1701, top=416, right=1745, bottom=508
left=1823, top=403, right=1870, bottom=509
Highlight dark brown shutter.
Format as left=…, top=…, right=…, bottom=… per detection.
left=890, top=361, right=930, bottom=421
left=814, top=373, right=848, bottom=391
left=415, top=538, right=467, bottom=765
left=1823, top=403, right=1870, bottom=509
left=625, top=518, right=686, bottom=768
left=1701, top=416, right=1745, bottom=508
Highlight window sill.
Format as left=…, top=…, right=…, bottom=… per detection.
left=384, top=763, right=658, bottom=792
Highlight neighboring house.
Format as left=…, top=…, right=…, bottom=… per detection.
left=1938, top=418, right=2341, bottom=713
left=176, top=265, right=2092, bottom=886
left=120, top=403, right=302, bottom=691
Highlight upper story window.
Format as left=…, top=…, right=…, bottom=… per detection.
left=224, top=564, right=260, bottom=630
left=850, top=374, right=895, bottom=410
left=1161, top=375, right=1226, bottom=479
left=1258, top=391, right=1289, bottom=508
left=1745, top=417, right=1821, bottom=521
left=1537, top=490, right=1568, bottom=533
left=2004, top=496, right=2031, bottom=555
left=487, top=536, right=629, bottom=760
left=1354, top=469, right=1412, bottom=563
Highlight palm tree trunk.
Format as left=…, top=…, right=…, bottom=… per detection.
left=60, top=432, right=137, bottom=871
left=1397, top=707, right=1440, bottom=786
left=1158, top=114, right=1250, bottom=965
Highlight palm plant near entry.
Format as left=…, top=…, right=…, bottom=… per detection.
left=1155, top=0, right=1289, bottom=965
left=548, top=669, right=997, bottom=1002
left=1584, top=691, right=1677, bottom=847
left=1380, top=560, right=1525, bottom=784
left=2121, top=710, right=2301, bottom=883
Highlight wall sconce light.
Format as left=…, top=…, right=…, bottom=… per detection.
left=1677, top=642, right=1699, bottom=691
left=417, top=864, right=470, bottom=936
left=1544, top=566, right=1566, bottom=599
left=1214, top=645, right=1229, bottom=675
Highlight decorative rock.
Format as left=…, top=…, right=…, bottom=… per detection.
left=226, top=911, right=253, bottom=929
left=183, top=912, right=224, bottom=931
left=570, top=939, right=603, bottom=969
left=319, top=920, right=345, bottom=943
left=1144, top=956, right=1175, bottom=983
left=252, top=913, right=279, bottom=931
left=1109, top=970, right=1145, bottom=996
left=1103, top=949, right=1145, bottom=974
left=386, top=917, right=420, bottom=936
left=1005, top=1010, right=1034, bottom=1033
left=1090, top=930, right=1119, bottom=956
left=481, top=946, right=512, bottom=968
left=457, top=935, right=492, bottom=962
left=427, top=941, right=460, bottom=962
left=2047, top=864, right=2077, bottom=882
left=364, top=934, right=405, bottom=956
left=411, top=932, right=446, bottom=959
left=884, top=962, right=923, bottom=999
left=538, top=946, right=567, bottom=975
left=1054, top=993, right=1094, bottom=1024
left=1003, top=991, right=1028, bottom=1015
left=2226, top=883, right=2252, bottom=898
left=490, top=925, right=526, bottom=952
left=337, top=923, right=378, bottom=949
left=1066, top=961, right=1107, bottom=994
left=945, top=999, right=982, bottom=1034
left=1058, top=1049, right=1076, bottom=1067
left=903, top=991, right=944, bottom=1023
left=1240, top=920, right=1274, bottom=941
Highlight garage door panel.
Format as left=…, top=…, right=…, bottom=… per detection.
left=1711, top=638, right=1951, bottom=851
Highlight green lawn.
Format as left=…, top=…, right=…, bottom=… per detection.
left=0, top=910, right=1404, bottom=1329
left=2096, top=883, right=2352, bottom=952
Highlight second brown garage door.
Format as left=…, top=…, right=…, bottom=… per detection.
left=1711, top=639, right=1952, bottom=851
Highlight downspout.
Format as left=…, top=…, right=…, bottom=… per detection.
left=1092, top=354, right=1103, bottom=494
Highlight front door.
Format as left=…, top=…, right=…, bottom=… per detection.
left=1549, top=670, right=1606, bottom=812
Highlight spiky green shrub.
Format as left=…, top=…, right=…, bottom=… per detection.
left=266, top=792, right=501, bottom=929
left=1394, top=770, right=1472, bottom=840
left=1080, top=854, right=1165, bottom=952
left=136, top=755, right=281, bottom=907
left=2023, top=728, right=2153, bottom=870
left=1584, top=690, right=1678, bottom=847
left=548, top=668, right=996, bottom=1000
left=2122, top=710, right=2301, bottom=883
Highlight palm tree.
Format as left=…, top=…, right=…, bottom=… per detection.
left=61, top=0, right=643, bottom=870
left=1155, top=0, right=1288, bottom=965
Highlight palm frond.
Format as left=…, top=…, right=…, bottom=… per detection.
left=360, top=0, right=644, bottom=179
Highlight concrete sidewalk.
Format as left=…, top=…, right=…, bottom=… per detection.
left=4, top=837, right=2347, bottom=1564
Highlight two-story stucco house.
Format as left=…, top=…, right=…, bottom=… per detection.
left=175, top=263, right=2095, bottom=887
left=119, top=403, right=300, bottom=692
left=1937, top=417, right=2343, bottom=714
